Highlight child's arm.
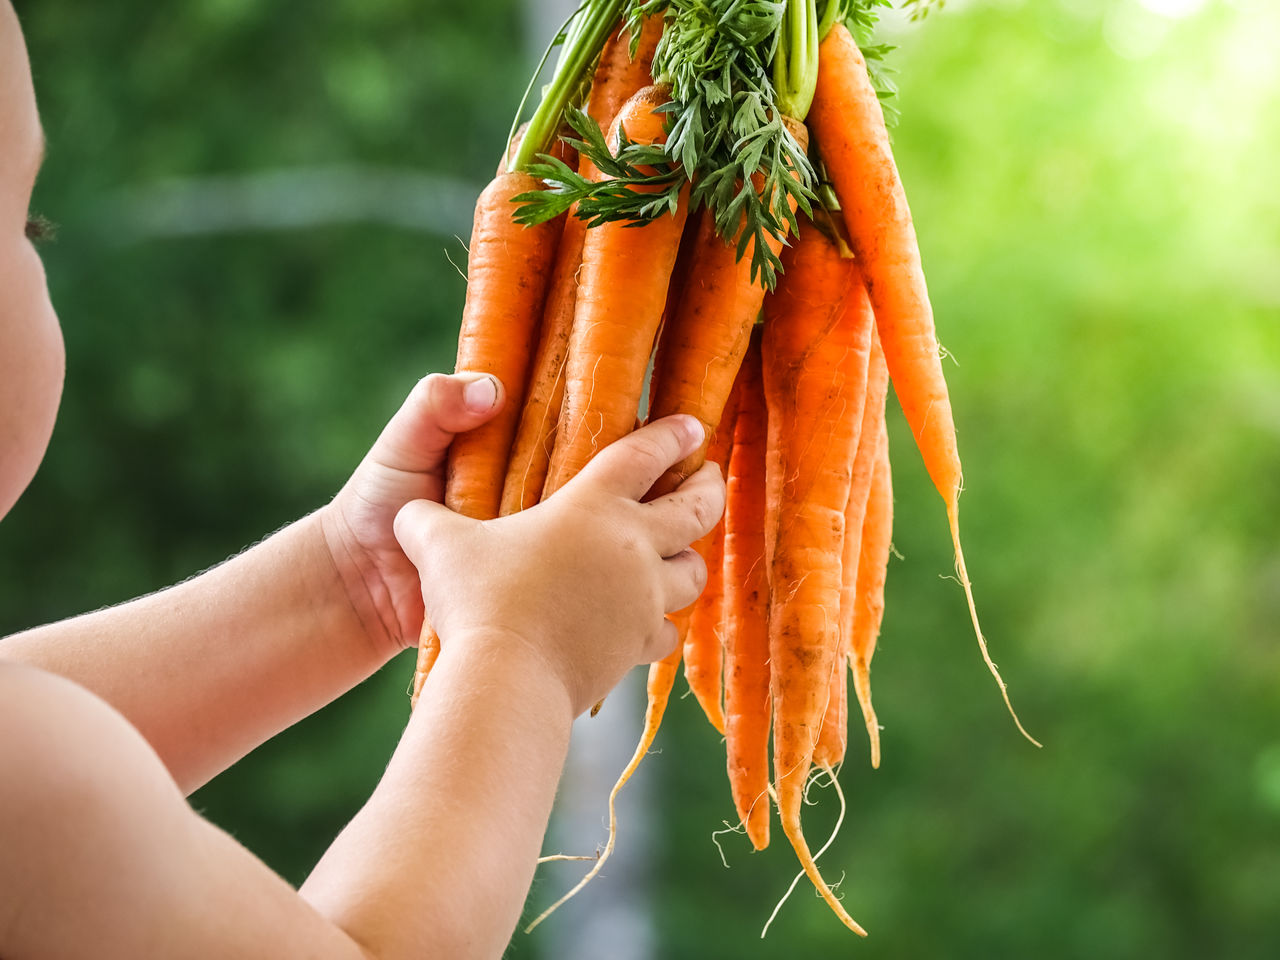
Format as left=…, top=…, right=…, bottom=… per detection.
left=0, top=373, right=508, bottom=793
left=0, top=416, right=720, bottom=960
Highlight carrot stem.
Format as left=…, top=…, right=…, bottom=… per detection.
left=774, top=0, right=819, bottom=121
left=511, top=0, right=628, bottom=172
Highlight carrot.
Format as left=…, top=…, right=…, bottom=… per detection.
left=763, top=223, right=874, bottom=936
left=498, top=213, right=586, bottom=515
left=650, top=204, right=702, bottom=401
left=810, top=650, right=848, bottom=771
left=582, top=17, right=664, bottom=173
left=543, top=453, right=735, bottom=911
left=772, top=209, right=867, bottom=787
left=541, top=84, right=691, bottom=498
left=679, top=352, right=744, bottom=734
left=810, top=23, right=1038, bottom=746
left=643, top=216, right=760, bottom=500
left=721, top=328, right=772, bottom=850
left=500, top=20, right=663, bottom=514
left=852, top=414, right=893, bottom=770
left=826, top=332, right=890, bottom=769
left=683, top=519, right=728, bottom=731
left=645, top=119, right=810, bottom=501
left=409, top=171, right=561, bottom=705
left=814, top=331, right=888, bottom=769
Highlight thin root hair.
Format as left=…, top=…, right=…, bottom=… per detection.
left=761, top=764, right=850, bottom=939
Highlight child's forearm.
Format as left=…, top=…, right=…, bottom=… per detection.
left=301, top=633, right=574, bottom=959
left=0, top=508, right=391, bottom=792
left=0, top=633, right=573, bottom=960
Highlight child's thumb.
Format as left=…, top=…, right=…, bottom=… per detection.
left=372, top=373, right=505, bottom=477
left=394, top=498, right=471, bottom=570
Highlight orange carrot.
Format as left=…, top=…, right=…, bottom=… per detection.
left=679, top=353, right=743, bottom=734
left=541, top=84, right=690, bottom=498
left=683, top=519, right=728, bottom=731
left=499, top=214, right=585, bottom=515
left=645, top=120, right=810, bottom=501
left=810, top=24, right=1038, bottom=745
left=810, top=651, right=848, bottom=771
left=763, top=223, right=874, bottom=936
left=852, top=413, right=893, bottom=770
left=722, top=328, right=772, bottom=850
left=582, top=17, right=664, bottom=173
left=824, top=332, right=890, bottom=768
left=499, top=21, right=662, bottom=514
left=409, top=171, right=561, bottom=705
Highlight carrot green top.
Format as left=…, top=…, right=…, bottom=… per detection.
left=511, top=0, right=916, bottom=287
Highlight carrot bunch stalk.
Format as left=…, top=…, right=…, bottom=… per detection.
left=411, top=4, right=1035, bottom=938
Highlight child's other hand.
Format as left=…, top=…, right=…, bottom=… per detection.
left=394, top=416, right=724, bottom=717
left=321, top=373, right=505, bottom=658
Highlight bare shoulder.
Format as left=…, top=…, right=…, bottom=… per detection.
left=0, top=661, right=190, bottom=954
left=0, top=662, right=369, bottom=960
left=0, top=657, right=186, bottom=847
left=0, top=660, right=179, bottom=802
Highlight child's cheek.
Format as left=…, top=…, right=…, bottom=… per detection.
left=0, top=238, right=63, bottom=518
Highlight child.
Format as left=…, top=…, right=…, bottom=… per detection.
left=0, top=4, right=723, bottom=957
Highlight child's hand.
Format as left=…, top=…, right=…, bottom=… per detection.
left=393, top=416, right=724, bottom=717
left=320, top=373, right=506, bottom=658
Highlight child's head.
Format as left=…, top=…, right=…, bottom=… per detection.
left=1, top=2, right=62, bottom=519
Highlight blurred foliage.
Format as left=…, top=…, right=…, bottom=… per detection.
left=3, top=0, right=1279, bottom=956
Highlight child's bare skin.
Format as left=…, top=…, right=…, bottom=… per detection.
left=0, top=5, right=724, bottom=958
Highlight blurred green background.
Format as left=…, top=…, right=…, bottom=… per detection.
left=4, top=0, right=1279, bottom=955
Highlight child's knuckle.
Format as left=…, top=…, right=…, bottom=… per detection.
left=689, top=491, right=715, bottom=530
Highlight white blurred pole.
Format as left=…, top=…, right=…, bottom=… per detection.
left=522, top=0, right=583, bottom=66
left=538, top=668, right=657, bottom=960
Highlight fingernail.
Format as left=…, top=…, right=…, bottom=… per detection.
left=464, top=376, right=498, bottom=412
left=676, top=415, right=704, bottom=451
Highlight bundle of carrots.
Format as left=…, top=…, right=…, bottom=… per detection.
left=411, top=0, right=1037, bottom=936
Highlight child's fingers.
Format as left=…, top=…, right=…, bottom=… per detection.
left=639, top=617, right=682, bottom=664
left=660, top=547, right=708, bottom=614
left=644, top=461, right=725, bottom=558
left=573, top=415, right=704, bottom=502
left=393, top=497, right=470, bottom=571
left=369, top=373, right=505, bottom=476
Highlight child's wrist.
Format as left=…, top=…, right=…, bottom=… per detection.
left=311, top=507, right=404, bottom=661
left=432, top=624, right=577, bottom=725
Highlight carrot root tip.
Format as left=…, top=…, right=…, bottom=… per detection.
left=947, top=501, right=1043, bottom=750
left=765, top=767, right=867, bottom=938
left=710, top=819, right=746, bottom=869
left=851, top=656, right=882, bottom=769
